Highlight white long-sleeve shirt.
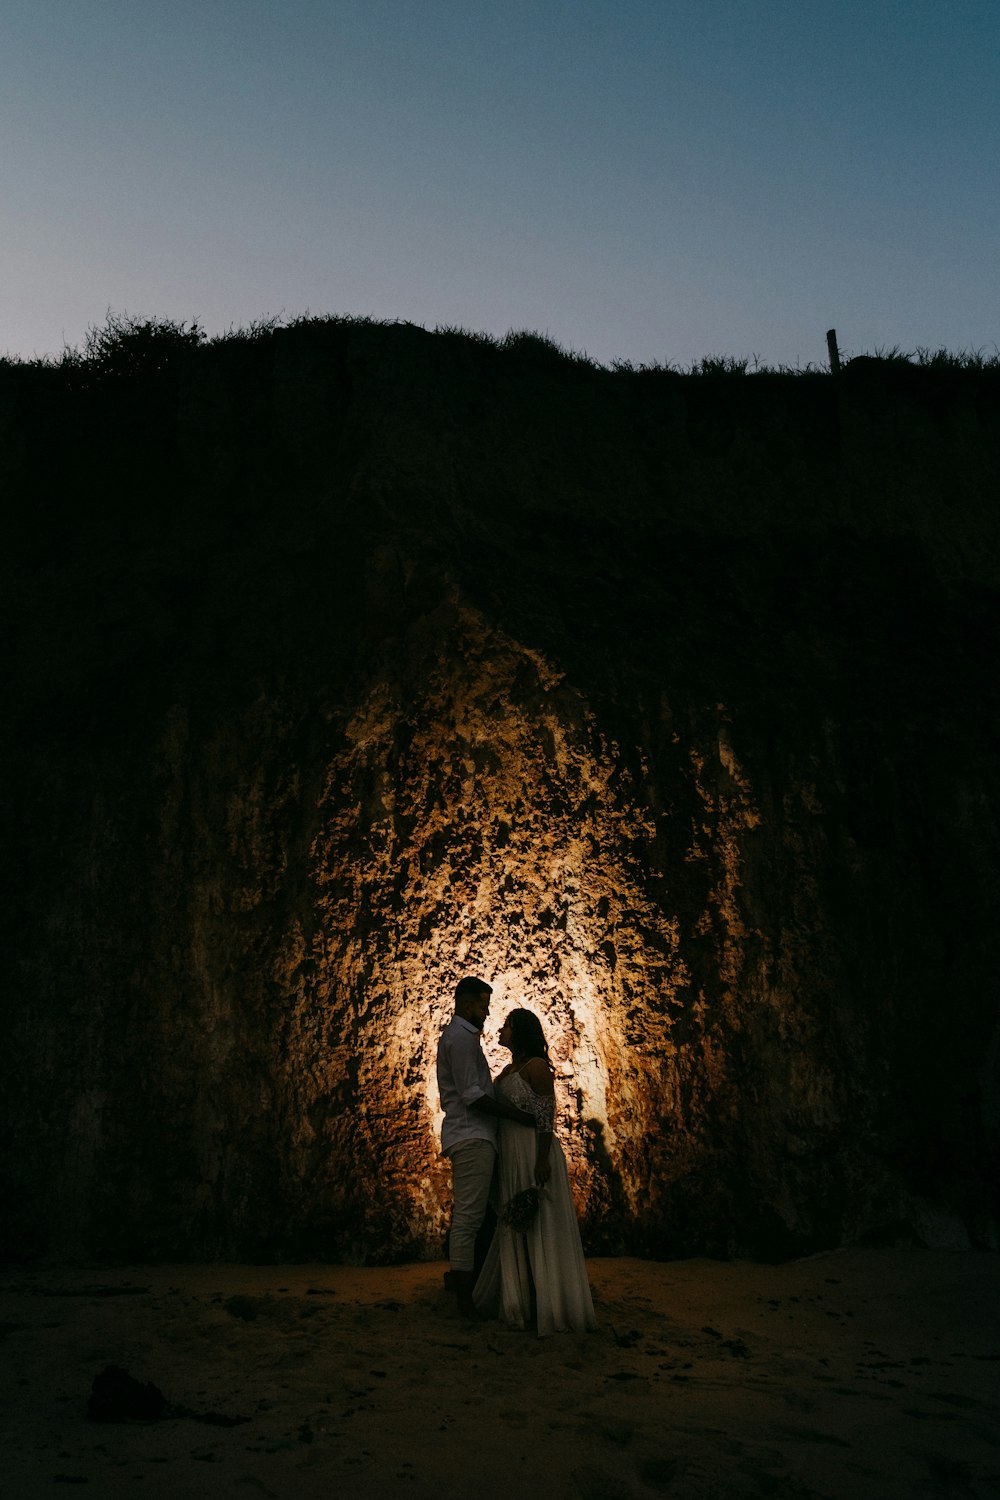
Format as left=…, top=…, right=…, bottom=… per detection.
left=436, top=1015, right=498, bottom=1156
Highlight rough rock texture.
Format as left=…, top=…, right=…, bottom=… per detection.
left=3, top=323, right=999, bottom=1262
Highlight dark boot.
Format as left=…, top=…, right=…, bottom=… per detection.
left=450, top=1270, right=477, bottom=1319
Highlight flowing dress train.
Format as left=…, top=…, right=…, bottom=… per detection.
left=473, top=1069, right=597, bottom=1336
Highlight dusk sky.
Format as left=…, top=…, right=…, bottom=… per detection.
left=3, top=1, right=997, bottom=368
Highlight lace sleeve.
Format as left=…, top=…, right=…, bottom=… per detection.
left=533, top=1094, right=555, bottom=1134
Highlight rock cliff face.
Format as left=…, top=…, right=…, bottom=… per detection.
left=3, top=322, right=999, bottom=1262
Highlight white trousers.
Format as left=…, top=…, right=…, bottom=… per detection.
left=448, top=1139, right=496, bottom=1272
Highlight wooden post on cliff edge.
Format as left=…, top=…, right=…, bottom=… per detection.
left=826, top=328, right=841, bottom=375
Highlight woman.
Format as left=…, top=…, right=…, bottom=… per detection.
left=473, top=1008, right=597, bottom=1335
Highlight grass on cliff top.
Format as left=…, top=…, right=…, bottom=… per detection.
left=2, top=310, right=998, bottom=383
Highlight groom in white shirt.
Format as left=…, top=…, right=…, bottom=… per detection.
left=436, top=975, right=534, bottom=1318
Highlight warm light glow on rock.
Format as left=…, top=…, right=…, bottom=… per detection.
left=293, top=599, right=760, bottom=1255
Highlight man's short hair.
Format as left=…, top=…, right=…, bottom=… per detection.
left=455, top=975, right=492, bottom=1004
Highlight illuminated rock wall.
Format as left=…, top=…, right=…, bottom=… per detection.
left=3, top=324, right=999, bottom=1261
left=301, top=595, right=700, bottom=1255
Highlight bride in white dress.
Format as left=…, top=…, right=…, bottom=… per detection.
left=473, top=1008, right=597, bottom=1335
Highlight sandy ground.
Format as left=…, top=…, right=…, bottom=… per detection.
left=1, top=1250, right=998, bottom=1499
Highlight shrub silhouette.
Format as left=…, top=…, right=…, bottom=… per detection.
left=68, top=311, right=205, bottom=384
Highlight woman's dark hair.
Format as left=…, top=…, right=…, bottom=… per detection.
left=507, top=1008, right=549, bottom=1060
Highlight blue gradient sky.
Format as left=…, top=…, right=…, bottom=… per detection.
left=2, top=1, right=997, bottom=366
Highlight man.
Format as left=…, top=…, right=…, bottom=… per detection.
left=436, top=975, right=534, bottom=1317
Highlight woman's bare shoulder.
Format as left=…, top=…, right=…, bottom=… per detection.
left=521, top=1056, right=555, bottom=1093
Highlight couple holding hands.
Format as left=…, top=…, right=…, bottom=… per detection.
left=436, top=975, right=597, bottom=1336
